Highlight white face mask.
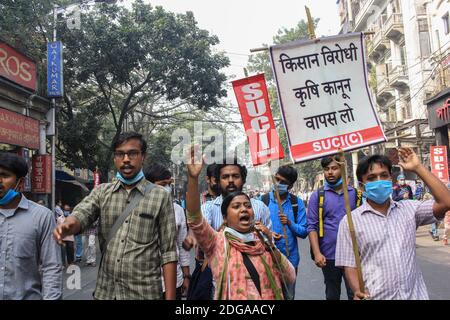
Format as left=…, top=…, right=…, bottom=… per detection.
left=163, top=185, right=172, bottom=193
left=223, top=227, right=257, bottom=243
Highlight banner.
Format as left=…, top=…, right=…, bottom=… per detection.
left=0, top=41, right=37, bottom=91
left=47, top=41, right=64, bottom=97
left=269, top=32, right=386, bottom=162
left=0, top=107, right=39, bottom=149
left=232, top=74, right=284, bottom=166
left=32, top=154, right=52, bottom=194
left=430, top=146, right=449, bottom=182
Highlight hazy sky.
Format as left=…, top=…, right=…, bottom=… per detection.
left=127, top=0, right=341, bottom=80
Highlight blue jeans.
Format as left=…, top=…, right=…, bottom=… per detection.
left=431, top=223, right=439, bottom=237
left=75, top=234, right=83, bottom=259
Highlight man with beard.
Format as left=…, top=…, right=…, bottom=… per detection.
left=203, top=159, right=272, bottom=231
left=53, top=132, right=177, bottom=300
left=306, top=156, right=362, bottom=300
left=201, top=164, right=220, bottom=204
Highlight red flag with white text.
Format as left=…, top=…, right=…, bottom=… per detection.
left=232, top=74, right=284, bottom=166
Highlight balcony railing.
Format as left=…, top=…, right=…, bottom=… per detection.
left=389, top=65, right=409, bottom=88
left=385, top=13, right=404, bottom=42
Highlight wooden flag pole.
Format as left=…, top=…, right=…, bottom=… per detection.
left=335, top=149, right=365, bottom=294
left=268, top=160, right=289, bottom=257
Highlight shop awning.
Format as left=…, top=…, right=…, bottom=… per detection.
left=55, top=170, right=89, bottom=192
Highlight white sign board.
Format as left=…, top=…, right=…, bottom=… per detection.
left=270, top=32, right=386, bottom=162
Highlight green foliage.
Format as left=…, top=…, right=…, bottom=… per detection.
left=0, top=0, right=230, bottom=178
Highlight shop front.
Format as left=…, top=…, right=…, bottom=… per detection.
left=426, top=88, right=450, bottom=162
left=0, top=39, right=51, bottom=204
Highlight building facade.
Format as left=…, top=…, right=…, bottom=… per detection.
left=338, top=0, right=448, bottom=179
left=0, top=39, right=52, bottom=203
left=425, top=0, right=450, bottom=161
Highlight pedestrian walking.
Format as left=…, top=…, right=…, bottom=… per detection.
left=335, top=148, right=450, bottom=300
left=392, top=174, right=413, bottom=201
left=83, top=219, right=98, bottom=266
left=53, top=132, right=178, bottom=300
left=0, top=153, right=62, bottom=299
left=306, top=156, right=362, bottom=300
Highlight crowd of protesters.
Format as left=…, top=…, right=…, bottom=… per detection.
left=1, top=132, right=450, bottom=300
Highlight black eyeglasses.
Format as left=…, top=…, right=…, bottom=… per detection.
left=113, top=150, right=141, bottom=160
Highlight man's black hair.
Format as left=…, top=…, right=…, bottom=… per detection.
left=144, top=162, right=171, bottom=183
left=0, top=152, right=28, bottom=179
left=206, top=163, right=217, bottom=178
left=214, top=158, right=247, bottom=184
left=221, top=191, right=250, bottom=218
left=276, top=165, right=298, bottom=185
left=356, top=154, right=392, bottom=183
left=111, top=131, right=147, bottom=153
left=320, top=156, right=335, bottom=168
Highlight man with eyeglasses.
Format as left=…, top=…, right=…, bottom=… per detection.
left=53, top=132, right=177, bottom=300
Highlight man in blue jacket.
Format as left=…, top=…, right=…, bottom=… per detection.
left=261, top=165, right=308, bottom=300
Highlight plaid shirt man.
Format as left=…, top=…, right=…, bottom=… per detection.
left=72, top=178, right=177, bottom=300
left=336, top=199, right=436, bottom=300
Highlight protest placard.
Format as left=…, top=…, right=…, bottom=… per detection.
left=270, top=32, right=386, bottom=162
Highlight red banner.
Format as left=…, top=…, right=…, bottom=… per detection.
left=430, top=146, right=449, bottom=182
left=0, top=107, right=39, bottom=149
left=0, top=41, right=37, bottom=91
left=32, top=155, right=51, bottom=194
left=232, top=74, right=284, bottom=166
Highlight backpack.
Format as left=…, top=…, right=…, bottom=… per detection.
left=310, top=186, right=363, bottom=260
left=261, top=192, right=299, bottom=222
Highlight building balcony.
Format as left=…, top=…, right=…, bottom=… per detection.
left=368, top=28, right=389, bottom=61
left=376, top=77, right=395, bottom=104
left=384, top=13, right=404, bottom=42
left=389, top=65, right=409, bottom=89
left=353, top=0, right=386, bottom=31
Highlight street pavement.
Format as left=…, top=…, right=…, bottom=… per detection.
left=63, top=226, right=450, bottom=300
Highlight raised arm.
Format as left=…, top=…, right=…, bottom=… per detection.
left=398, top=147, right=450, bottom=219
left=186, top=146, right=203, bottom=224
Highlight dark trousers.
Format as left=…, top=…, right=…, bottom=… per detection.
left=63, top=241, right=75, bottom=265
left=321, top=259, right=353, bottom=300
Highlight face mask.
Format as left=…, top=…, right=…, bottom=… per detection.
left=163, top=185, right=172, bottom=193
left=223, top=227, right=258, bottom=243
left=363, top=180, right=393, bottom=204
left=116, top=170, right=144, bottom=185
left=63, top=210, right=70, bottom=217
left=325, top=177, right=343, bottom=189
left=0, top=180, right=20, bottom=206
left=0, top=189, right=19, bottom=205
left=273, top=183, right=289, bottom=195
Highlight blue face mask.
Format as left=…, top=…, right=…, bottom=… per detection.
left=116, top=170, right=144, bottom=185
left=363, top=180, right=393, bottom=204
left=325, top=177, right=343, bottom=189
left=0, top=188, right=19, bottom=205
left=273, top=183, right=289, bottom=195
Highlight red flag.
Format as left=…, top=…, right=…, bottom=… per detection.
left=232, top=74, right=284, bottom=166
